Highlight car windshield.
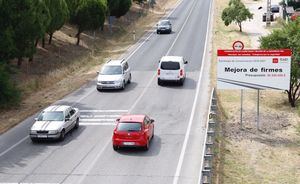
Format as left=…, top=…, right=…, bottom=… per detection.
left=117, top=122, right=142, bottom=132
left=161, top=61, right=180, bottom=70
left=100, top=65, right=122, bottom=75
left=37, top=111, right=64, bottom=121
left=159, top=21, right=170, bottom=26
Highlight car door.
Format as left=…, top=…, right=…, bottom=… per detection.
left=69, top=108, right=76, bottom=127
left=123, top=62, right=130, bottom=82
left=64, top=109, right=73, bottom=132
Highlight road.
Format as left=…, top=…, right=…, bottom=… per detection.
left=0, top=0, right=212, bottom=183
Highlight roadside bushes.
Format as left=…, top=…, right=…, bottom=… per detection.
left=0, top=64, right=21, bottom=109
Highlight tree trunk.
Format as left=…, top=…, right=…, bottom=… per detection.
left=35, top=38, right=39, bottom=47
left=17, top=57, right=23, bottom=67
left=28, top=56, right=33, bottom=62
left=76, top=29, right=81, bottom=45
left=238, top=22, right=242, bottom=32
left=49, top=33, right=53, bottom=44
left=42, top=36, right=45, bottom=48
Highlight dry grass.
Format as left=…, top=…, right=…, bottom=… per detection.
left=212, top=0, right=300, bottom=183
left=0, top=0, right=179, bottom=134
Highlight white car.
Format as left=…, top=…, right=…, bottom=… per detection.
left=97, top=59, right=131, bottom=91
left=157, top=56, right=188, bottom=85
left=30, top=105, right=80, bottom=142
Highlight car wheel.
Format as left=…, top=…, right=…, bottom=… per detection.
left=128, top=74, right=131, bottom=84
left=121, top=81, right=125, bottom=90
left=179, top=79, right=184, bottom=86
left=158, top=79, right=163, bottom=86
left=31, top=138, right=37, bottom=143
left=144, top=141, right=149, bottom=151
left=59, top=129, right=65, bottom=141
left=113, top=145, right=118, bottom=151
left=74, top=118, right=79, bottom=129
left=97, top=88, right=102, bottom=92
left=157, top=30, right=160, bottom=34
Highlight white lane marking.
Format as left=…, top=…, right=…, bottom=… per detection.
left=80, top=110, right=128, bottom=113
left=172, top=0, right=212, bottom=183
left=80, top=115, right=120, bottom=118
left=0, top=136, right=29, bottom=157
left=79, top=122, right=116, bottom=126
left=80, top=119, right=115, bottom=122
left=197, top=0, right=214, bottom=183
left=75, top=140, right=111, bottom=184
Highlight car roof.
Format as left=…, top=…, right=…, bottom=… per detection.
left=119, top=114, right=146, bottom=122
left=160, top=56, right=183, bottom=62
left=43, top=105, right=70, bottom=112
left=105, top=59, right=125, bottom=66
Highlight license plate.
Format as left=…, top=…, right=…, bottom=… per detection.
left=37, top=134, right=47, bottom=138
left=123, top=142, right=135, bottom=146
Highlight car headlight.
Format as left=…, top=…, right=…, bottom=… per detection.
left=30, top=130, right=37, bottom=134
left=48, top=130, right=59, bottom=134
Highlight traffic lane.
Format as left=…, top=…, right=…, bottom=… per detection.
left=128, top=0, right=195, bottom=70
left=0, top=125, right=114, bottom=184
left=168, top=0, right=209, bottom=72
left=60, top=71, right=200, bottom=184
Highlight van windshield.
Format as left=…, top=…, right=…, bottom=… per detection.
left=161, top=61, right=180, bottom=70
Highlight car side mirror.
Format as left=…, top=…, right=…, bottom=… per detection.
left=184, top=60, right=188, bottom=64
left=116, top=118, right=120, bottom=122
left=158, top=60, right=160, bottom=63
left=150, top=119, right=154, bottom=123
left=97, top=71, right=100, bottom=74
left=34, top=117, right=38, bottom=121
left=65, top=118, right=70, bottom=121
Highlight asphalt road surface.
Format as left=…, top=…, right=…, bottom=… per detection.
left=0, top=0, right=213, bottom=183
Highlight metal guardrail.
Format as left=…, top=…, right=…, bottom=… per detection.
left=200, top=88, right=217, bottom=184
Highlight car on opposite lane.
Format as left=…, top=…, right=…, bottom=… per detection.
left=96, top=59, right=131, bottom=91
left=157, top=56, right=188, bottom=86
left=156, top=20, right=172, bottom=34
left=112, top=114, right=154, bottom=151
left=30, top=105, right=80, bottom=142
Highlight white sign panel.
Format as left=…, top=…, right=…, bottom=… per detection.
left=217, top=50, right=291, bottom=90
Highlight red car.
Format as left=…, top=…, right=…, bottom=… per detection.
left=112, top=114, right=154, bottom=151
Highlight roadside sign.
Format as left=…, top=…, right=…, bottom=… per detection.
left=232, top=41, right=244, bottom=50
left=217, top=49, right=291, bottom=90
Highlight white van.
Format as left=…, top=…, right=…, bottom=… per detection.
left=157, top=56, right=188, bottom=85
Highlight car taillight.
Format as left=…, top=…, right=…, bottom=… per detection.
left=158, top=69, right=160, bottom=75
left=180, top=69, right=183, bottom=76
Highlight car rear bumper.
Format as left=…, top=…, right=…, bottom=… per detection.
left=158, top=77, right=184, bottom=82
left=113, top=138, right=147, bottom=147
left=157, top=28, right=171, bottom=33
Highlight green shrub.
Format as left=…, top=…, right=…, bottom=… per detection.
left=0, top=64, right=21, bottom=109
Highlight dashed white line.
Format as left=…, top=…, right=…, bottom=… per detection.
left=79, top=122, right=116, bottom=126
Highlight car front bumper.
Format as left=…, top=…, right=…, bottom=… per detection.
left=30, top=132, right=61, bottom=140
left=97, top=82, right=123, bottom=89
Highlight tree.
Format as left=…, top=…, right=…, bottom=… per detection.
left=0, top=1, right=16, bottom=62
left=45, top=0, right=69, bottom=45
left=71, top=0, right=107, bottom=45
left=0, top=64, right=21, bottom=109
left=221, top=0, right=253, bottom=32
left=108, top=0, right=131, bottom=18
left=8, top=0, right=50, bottom=66
left=260, top=19, right=300, bottom=107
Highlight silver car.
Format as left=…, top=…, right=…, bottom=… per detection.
left=157, top=20, right=172, bottom=34
left=96, top=59, right=131, bottom=91
left=30, top=105, right=80, bottom=142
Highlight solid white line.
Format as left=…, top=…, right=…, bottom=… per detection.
left=79, top=122, right=116, bottom=126
left=0, top=136, right=29, bottom=157
left=80, top=110, right=128, bottom=113
left=80, top=119, right=115, bottom=122
left=80, top=115, right=120, bottom=118
left=172, top=0, right=212, bottom=183
left=197, top=0, right=214, bottom=183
